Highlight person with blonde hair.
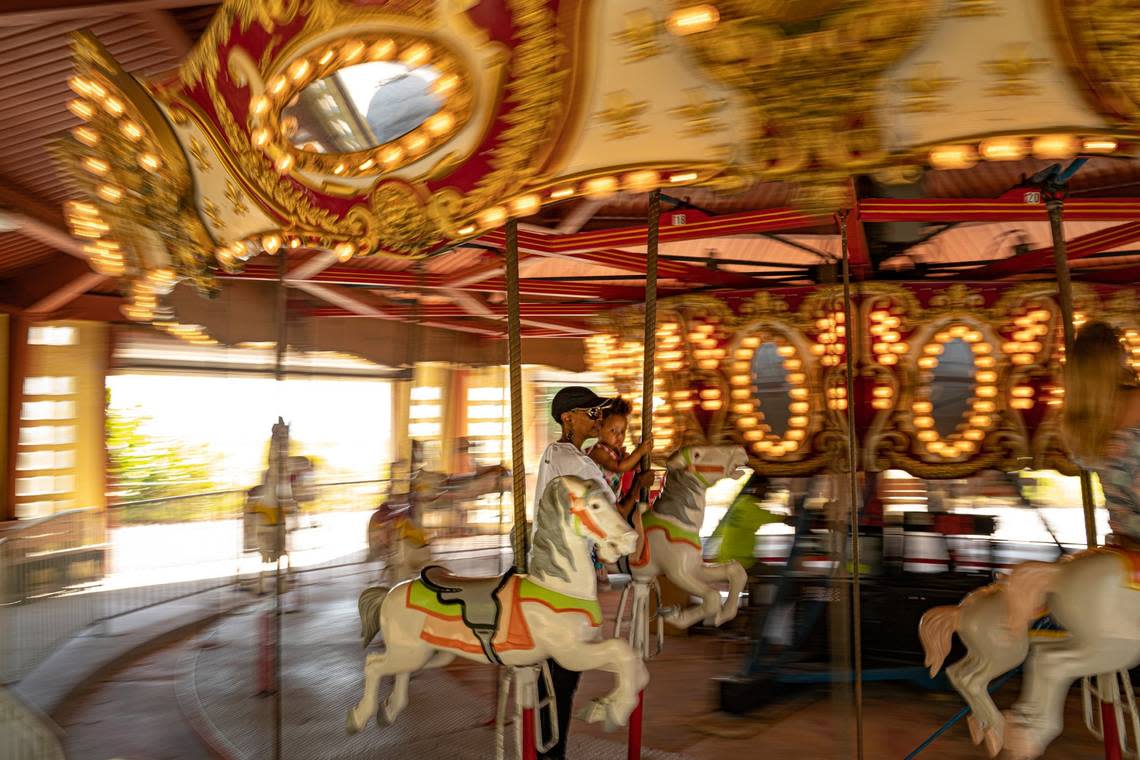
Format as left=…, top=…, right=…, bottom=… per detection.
left=1061, top=321, right=1140, bottom=547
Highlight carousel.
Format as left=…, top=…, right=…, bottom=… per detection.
left=36, top=0, right=1140, bottom=757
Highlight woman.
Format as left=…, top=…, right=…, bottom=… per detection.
left=1061, top=321, right=1140, bottom=547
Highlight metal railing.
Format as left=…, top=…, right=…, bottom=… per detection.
left=0, top=479, right=387, bottom=684
left=0, top=476, right=517, bottom=686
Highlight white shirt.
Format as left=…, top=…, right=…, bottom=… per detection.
left=532, top=441, right=609, bottom=514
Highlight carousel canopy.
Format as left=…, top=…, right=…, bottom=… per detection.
left=0, top=0, right=1137, bottom=362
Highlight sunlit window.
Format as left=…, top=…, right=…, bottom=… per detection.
left=24, top=376, right=76, bottom=395
left=16, top=449, right=75, bottom=471
left=28, top=326, right=77, bottom=346
left=409, top=422, right=441, bottom=438
left=19, top=426, right=75, bottom=446
left=411, top=386, right=441, bottom=401
left=21, top=400, right=76, bottom=421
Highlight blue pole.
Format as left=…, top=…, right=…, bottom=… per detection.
left=902, top=669, right=1019, bottom=760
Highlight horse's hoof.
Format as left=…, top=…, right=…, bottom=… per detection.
left=375, top=707, right=392, bottom=728
left=576, top=699, right=611, bottom=727
left=346, top=710, right=362, bottom=735
left=656, top=606, right=679, bottom=620
left=966, top=714, right=984, bottom=745
left=983, top=727, right=1003, bottom=758
left=1001, top=714, right=1043, bottom=760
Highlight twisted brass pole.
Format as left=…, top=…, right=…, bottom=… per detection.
left=1047, top=197, right=1098, bottom=550
left=505, top=219, right=528, bottom=573
left=839, top=210, right=864, bottom=760
left=641, top=190, right=660, bottom=481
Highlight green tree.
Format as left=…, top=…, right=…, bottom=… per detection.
left=106, top=397, right=226, bottom=522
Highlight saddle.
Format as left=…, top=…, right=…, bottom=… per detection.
left=420, top=565, right=516, bottom=663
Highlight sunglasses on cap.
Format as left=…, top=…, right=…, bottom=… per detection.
left=570, top=406, right=604, bottom=420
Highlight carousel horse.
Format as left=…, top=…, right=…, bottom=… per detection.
left=243, top=418, right=316, bottom=592
left=366, top=464, right=510, bottom=564
left=625, top=445, right=749, bottom=630
left=348, top=476, right=646, bottom=734
left=919, top=582, right=1027, bottom=757
left=921, top=547, right=1140, bottom=759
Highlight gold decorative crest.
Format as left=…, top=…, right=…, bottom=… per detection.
left=673, top=0, right=939, bottom=210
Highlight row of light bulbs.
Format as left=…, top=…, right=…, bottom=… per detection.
left=929, top=135, right=1120, bottom=170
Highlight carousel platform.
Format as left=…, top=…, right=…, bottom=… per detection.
left=173, top=558, right=1112, bottom=760
left=178, top=558, right=690, bottom=760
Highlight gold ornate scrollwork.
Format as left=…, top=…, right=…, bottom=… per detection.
left=172, top=0, right=568, bottom=258
left=1052, top=0, right=1140, bottom=124
left=672, top=0, right=939, bottom=210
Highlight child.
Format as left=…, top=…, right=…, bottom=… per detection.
left=588, top=398, right=654, bottom=510
left=587, top=398, right=654, bottom=587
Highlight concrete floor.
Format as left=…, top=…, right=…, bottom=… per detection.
left=54, top=561, right=1111, bottom=760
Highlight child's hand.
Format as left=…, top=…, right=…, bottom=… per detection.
left=635, top=436, right=654, bottom=454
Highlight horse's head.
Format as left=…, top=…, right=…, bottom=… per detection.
left=271, top=417, right=290, bottom=446
left=665, top=445, right=748, bottom=489
left=545, top=476, right=637, bottom=564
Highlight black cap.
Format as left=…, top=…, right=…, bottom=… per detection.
left=551, top=386, right=612, bottom=422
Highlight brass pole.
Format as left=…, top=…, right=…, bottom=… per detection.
left=273, top=251, right=287, bottom=760
left=505, top=219, right=528, bottom=573
left=839, top=210, right=864, bottom=759
left=641, top=190, right=660, bottom=480
left=1047, top=197, right=1098, bottom=550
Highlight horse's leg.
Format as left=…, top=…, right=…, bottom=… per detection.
left=664, top=552, right=722, bottom=629
left=698, top=561, right=748, bottom=625
left=951, top=594, right=1030, bottom=756
left=1007, top=637, right=1137, bottom=759
left=551, top=639, right=648, bottom=730
left=346, top=642, right=434, bottom=734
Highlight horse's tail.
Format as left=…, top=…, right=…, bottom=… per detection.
left=1006, top=561, right=1060, bottom=631
left=918, top=605, right=960, bottom=677
left=358, top=585, right=390, bottom=648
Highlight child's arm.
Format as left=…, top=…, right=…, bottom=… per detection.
left=588, top=444, right=621, bottom=473
left=613, top=438, right=654, bottom=473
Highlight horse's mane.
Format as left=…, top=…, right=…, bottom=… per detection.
left=529, top=477, right=578, bottom=583
left=652, top=469, right=702, bottom=528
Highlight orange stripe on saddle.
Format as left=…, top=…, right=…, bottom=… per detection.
left=409, top=576, right=535, bottom=656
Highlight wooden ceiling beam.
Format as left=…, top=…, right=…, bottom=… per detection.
left=0, top=0, right=210, bottom=27
left=0, top=176, right=84, bottom=258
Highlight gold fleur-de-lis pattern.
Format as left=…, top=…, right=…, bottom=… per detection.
left=225, top=179, right=248, bottom=217
left=202, top=198, right=223, bottom=231
left=188, top=136, right=211, bottom=172
left=985, top=43, right=1049, bottom=97
left=668, top=88, right=726, bottom=136
left=596, top=90, right=649, bottom=140
left=613, top=9, right=663, bottom=63
left=900, top=63, right=958, bottom=113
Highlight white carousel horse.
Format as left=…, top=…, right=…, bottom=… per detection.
left=920, top=547, right=1140, bottom=759
left=919, top=582, right=1028, bottom=757
left=348, top=476, right=646, bottom=734
left=625, top=445, right=749, bottom=630
left=243, top=418, right=315, bottom=592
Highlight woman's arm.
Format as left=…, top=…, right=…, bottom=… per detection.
left=618, top=469, right=655, bottom=519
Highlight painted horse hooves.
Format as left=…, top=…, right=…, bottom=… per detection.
left=346, top=710, right=362, bottom=735
left=966, top=714, right=984, bottom=745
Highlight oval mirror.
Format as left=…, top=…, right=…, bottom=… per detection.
left=751, top=342, right=792, bottom=437
left=281, top=61, right=443, bottom=153
left=930, top=338, right=974, bottom=437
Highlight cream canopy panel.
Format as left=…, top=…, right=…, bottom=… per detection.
left=881, top=0, right=1109, bottom=150
left=165, top=104, right=279, bottom=246
left=557, top=0, right=747, bottom=178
